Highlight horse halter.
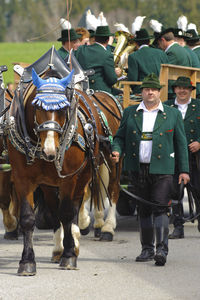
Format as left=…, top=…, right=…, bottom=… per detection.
left=33, top=107, right=67, bottom=136
left=32, top=86, right=69, bottom=136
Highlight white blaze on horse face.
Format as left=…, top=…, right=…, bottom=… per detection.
left=43, top=112, right=57, bottom=157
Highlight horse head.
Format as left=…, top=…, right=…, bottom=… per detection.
left=32, top=68, right=74, bottom=161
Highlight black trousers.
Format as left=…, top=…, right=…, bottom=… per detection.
left=131, top=164, right=173, bottom=217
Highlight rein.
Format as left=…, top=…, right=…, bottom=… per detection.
left=121, top=180, right=200, bottom=221
left=91, top=93, right=122, bottom=121
left=120, top=181, right=185, bottom=208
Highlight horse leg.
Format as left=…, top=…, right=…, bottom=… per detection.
left=2, top=206, right=18, bottom=240
left=78, top=184, right=91, bottom=235
left=59, top=219, right=80, bottom=270
left=58, top=192, right=80, bottom=270
left=100, top=159, right=122, bottom=241
left=93, top=163, right=109, bottom=238
left=0, top=171, right=18, bottom=239
left=17, top=192, right=36, bottom=276
left=39, top=185, right=64, bottom=263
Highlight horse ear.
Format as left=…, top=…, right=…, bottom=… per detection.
left=32, top=68, right=47, bottom=88
left=60, top=69, right=74, bottom=88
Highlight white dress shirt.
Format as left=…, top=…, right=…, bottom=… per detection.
left=136, top=101, right=164, bottom=163
left=175, top=98, right=191, bottom=119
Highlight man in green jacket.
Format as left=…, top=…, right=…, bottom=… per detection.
left=185, top=29, right=200, bottom=62
left=128, top=28, right=169, bottom=95
left=156, top=28, right=192, bottom=98
left=74, top=25, right=120, bottom=95
left=165, top=76, right=200, bottom=238
left=112, top=73, right=189, bottom=266
left=57, top=28, right=81, bottom=63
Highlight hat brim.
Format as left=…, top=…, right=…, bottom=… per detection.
left=57, top=34, right=82, bottom=42
left=134, top=36, right=153, bottom=42
left=94, top=33, right=114, bottom=37
left=172, top=84, right=196, bottom=90
left=140, top=83, right=163, bottom=89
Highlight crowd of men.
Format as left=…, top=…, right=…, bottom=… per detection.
left=55, top=14, right=200, bottom=266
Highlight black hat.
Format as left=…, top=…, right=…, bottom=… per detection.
left=88, top=29, right=95, bottom=38
left=184, top=29, right=200, bottom=41
left=94, top=25, right=114, bottom=37
left=140, top=73, right=163, bottom=89
left=133, top=28, right=153, bottom=41
left=172, top=76, right=196, bottom=90
left=154, top=27, right=174, bottom=42
left=173, top=28, right=186, bottom=38
left=57, top=28, right=82, bottom=42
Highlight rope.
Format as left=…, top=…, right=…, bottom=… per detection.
left=27, top=0, right=73, bottom=42
left=120, top=181, right=185, bottom=208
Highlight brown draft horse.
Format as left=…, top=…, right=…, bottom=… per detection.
left=0, top=137, right=18, bottom=239
left=7, top=67, right=122, bottom=276
left=0, top=66, right=18, bottom=239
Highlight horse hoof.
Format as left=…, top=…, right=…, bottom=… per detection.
left=17, top=262, right=36, bottom=276
left=59, top=257, right=78, bottom=270
left=99, top=232, right=113, bottom=241
left=94, top=228, right=101, bottom=238
left=4, top=229, right=18, bottom=240
left=80, top=226, right=90, bottom=236
left=51, top=251, right=63, bottom=263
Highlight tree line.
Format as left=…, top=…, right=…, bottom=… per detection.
left=0, top=0, right=200, bottom=42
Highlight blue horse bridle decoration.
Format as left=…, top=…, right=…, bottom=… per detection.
left=31, top=68, right=74, bottom=111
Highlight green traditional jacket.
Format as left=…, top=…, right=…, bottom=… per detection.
left=164, top=98, right=200, bottom=145
left=166, top=43, right=192, bottom=95
left=112, top=103, right=189, bottom=174
left=57, top=47, right=69, bottom=62
left=74, top=43, right=117, bottom=94
left=184, top=46, right=200, bottom=97
left=128, top=46, right=169, bottom=94
left=166, top=43, right=192, bottom=66
left=192, top=46, right=200, bottom=62
left=184, top=46, right=200, bottom=68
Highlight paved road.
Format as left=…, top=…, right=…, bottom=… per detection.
left=0, top=212, right=200, bottom=300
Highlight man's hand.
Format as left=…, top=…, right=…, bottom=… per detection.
left=111, top=151, right=120, bottom=163
left=188, top=141, right=200, bottom=153
left=178, top=173, right=190, bottom=185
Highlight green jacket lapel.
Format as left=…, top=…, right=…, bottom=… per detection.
left=153, top=110, right=167, bottom=132
left=184, top=100, right=196, bottom=120
left=134, top=109, right=143, bottom=132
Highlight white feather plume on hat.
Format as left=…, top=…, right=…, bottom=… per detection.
left=188, top=23, right=198, bottom=34
left=60, top=18, right=71, bottom=30
left=149, top=19, right=163, bottom=33
left=98, top=12, right=108, bottom=26
left=177, top=15, right=188, bottom=31
left=86, top=9, right=99, bottom=31
left=132, top=16, right=146, bottom=34
left=114, top=23, right=130, bottom=34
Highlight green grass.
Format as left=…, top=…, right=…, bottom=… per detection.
left=0, top=42, right=60, bottom=85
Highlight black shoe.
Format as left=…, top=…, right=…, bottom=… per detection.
left=154, top=249, right=167, bottom=266
left=135, top=249, right=154, bottom=262
left=168, top=227, right=184, bottom=239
